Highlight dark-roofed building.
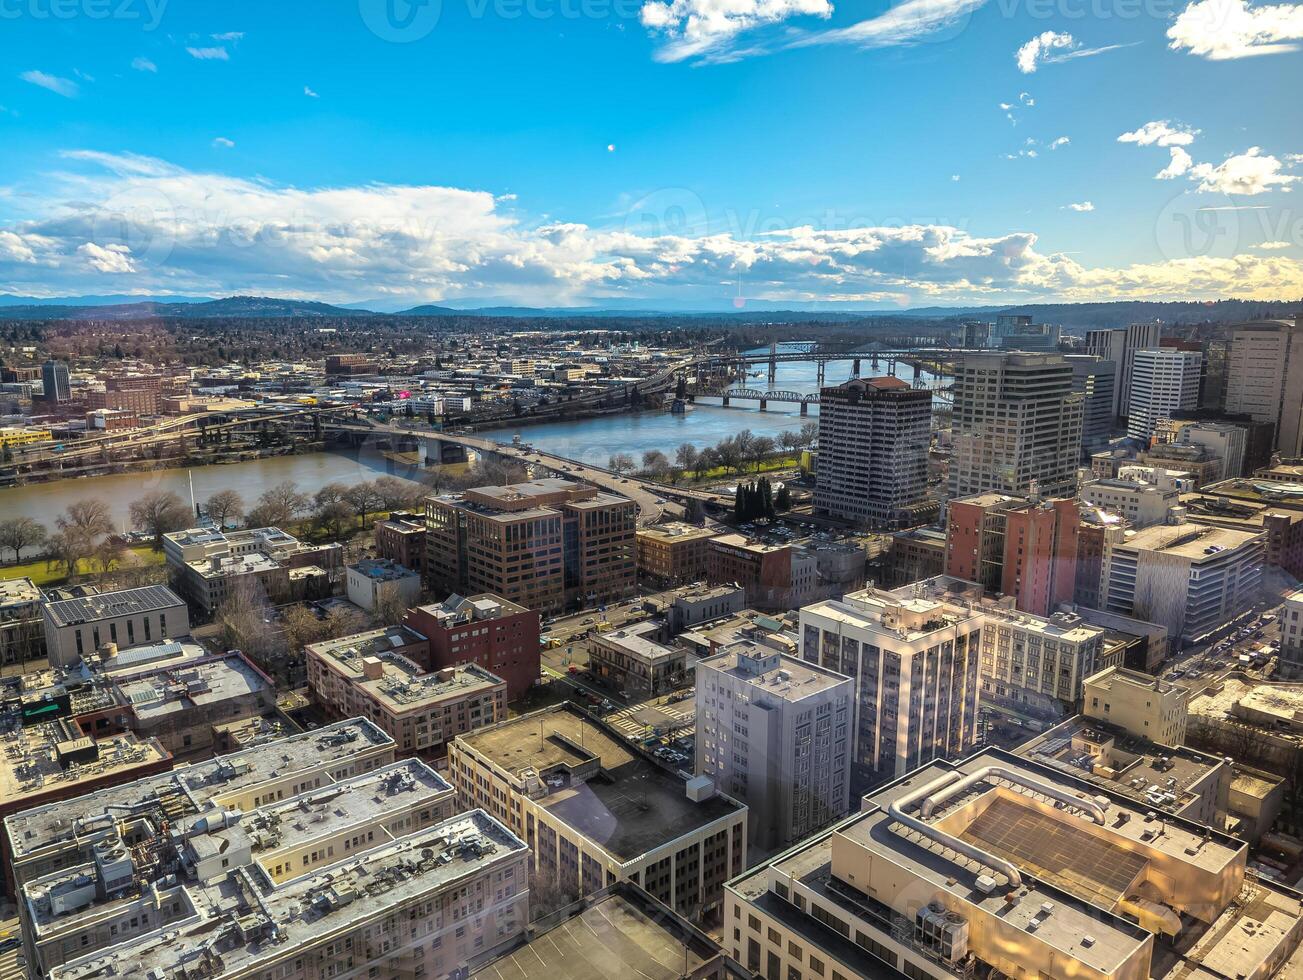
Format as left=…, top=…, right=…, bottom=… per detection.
left=41, top=585, right=190, bottom=667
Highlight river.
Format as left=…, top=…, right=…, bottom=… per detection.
left=0, top=347, right=923, bottom=543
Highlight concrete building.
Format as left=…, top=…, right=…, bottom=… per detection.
left=306, top=627, right=507, bottom=757
left=636, top=522, right=722, bottom=585
left=1186, top=674, right=1303, bottom=773
left=41, top=358, right=70, bottom=403
left=449, top=703, right=748, bottom=923
left=426, top=478, right=636, bottom=614
left=16, top=748, right=527, bottom=980
left=1083, top=665, right=1189, bottom=746
left=1126, top=347, right=1202, bottom=442
left=882, top=526, right=947, bottom=587
left=1086, top=322, right=1162, bottom=419
left=373, top=513, right=426, bottom=573
left=799, top=583, right=983, bottom=791
left=665, top=584, right=747, bottom=634
left=813, top=376, right=932, bottom=528
left=1224, top=317, right=1303, bottom=456
left=41, top=585, right=190, bottom=667
left=1080, top=473, right=1182, bottom=529
left=1179, top=421, right=1247, bottom=478
left=590, top=619, right=686, bottom=697
left=1101, top=522, right=1265, bottom=643
left=976, top=604, right=1105, bottom=721
left=1066, top=353, right=1118, bottom=452
left=944, top=492, right=1080, bottom=617
left=696, top=642, right=852, bottom=851
left=949, top=351, right=1083, bottom=499
left=726, top=746, right=1302, bottom=980
left=1180, top=492, right=1303, bottom=580
left=344, top=556, right=422, bottom=612
left=1, top=576, right=45, bottom=668
left=1075, top=508, right=1128, bottom=610
left=1138, top=441, right=1224, bottom=487
left=404, top=592, right=540, bottom=700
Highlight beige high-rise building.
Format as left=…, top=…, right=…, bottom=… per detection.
left=949, top=352, right=1083, bottom=499
left=1224, top=317, right=1303, bottom=456
left=1126, top=347, right=1202, bottom=442
left=426, top=478, right=636, bottom=614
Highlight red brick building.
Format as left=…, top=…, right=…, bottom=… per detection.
left=945, top=492, right=1081, bottom=616
left=404, top=594, right=540, bottom=700
left=375, top=514, right=427, bottom=574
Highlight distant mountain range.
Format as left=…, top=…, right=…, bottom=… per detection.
left=0, top=293, right=1297, bottom=327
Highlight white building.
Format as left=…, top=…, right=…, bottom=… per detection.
left=1086, top=322, right=1161, bottom=419
left=799, top=584, right=983, bottom=792
left=695, top=642, right=852, bottom=851
left=1079, top=474, right=1182, bottom=529
left=1178, top=420, right=1248, bottom=479
left=1223, top=317, right=1303, bottom=456
left=344, top=557, right=422, bottom=612
left=41, top=585, right=190, bottom=667
left=1281, top=589, right=1303, bottom=678
left=975, top=604, right=1106, bottom=720
left=1126, top=347, right=1202, bottom=442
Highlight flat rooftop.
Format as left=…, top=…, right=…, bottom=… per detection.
left=1116, top=522, right=1263, bottom=559
left=475, top=884, right=720, bottom=980
left=42, top=584, right=185, bottom=628
left=115, top=652, right=271, bottom=724
left=348, top=557, right=419, bottom=580
left=637, top=522, right=719, bottom=543
left=699, top=644, right=848, bottom=703
left=0, top=727, right=170, bottom=811
left=458, top=704, right=743, bottom=862
left=5, top=717, right=392, bottom=861
left=596, top=620, right=677, bottom=663
left=0, top=576, right=41, bottom=607
left=710, top=533, right=788, bottom=555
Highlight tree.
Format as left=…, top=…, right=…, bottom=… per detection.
left=714, top=437, right=743, bottom=476
left=0, top=516, right=46, bottom=563
left=214, top=578, right=281, bottom=664
left=93, top=536, right=128, bottom=575
left=54, top=499, right=114, bottom=573
left=313, top=483, right=353, bottom=540
left=778, top=430, right=803, bottom=455
left=247, top=480, right=309, bottom=528
left=751, top=435, right=776, bottom=472
left=43, top=530, right=81, bottom=579
left=798, top=421, right=819, bottom=450
left=675, top=443, right=699, bottom=482
left=695, top=446, right=720, bottom=478
left=374, top=475, right=423, bottom=513
left=204, top=489, right=244, bottom=528
left=641, top=450, right=670, bottom=482
left=775, top=486, right=792, bottom=511
left=608, top=453, right=635, bottom=476
left=343, top=481, right=384, bottom=528
left=130, top=490, right=191, bottom=550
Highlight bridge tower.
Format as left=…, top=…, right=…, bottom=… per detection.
left=816, top=359, right=825, bottom=388
left=768, top=341, right=778, bottom=385
left=852, top=358, right=861, bottom=376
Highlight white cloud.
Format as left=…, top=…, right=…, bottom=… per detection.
left=1016, top=31, right=1075, bottom=72
left=212, top=31, right=245, bottom=41
left=1157, top=146, right=1194, bottom=179
left=304, top=85, right=319, bottom=98
left=77, top=242, right=136, bottom=274
left=186, top=46, right=230, bottom=61
left=1117, top=120, right=1199, bottom=146
left=1049, top=136, right=1070, bottom=149
left=212, top=137, right=235, bottom=148
left=1066, top=201, right=1095, bottom=211
left=1168, top=0, right=1303, bottom=59
left=1258, top=241, right=1294, bottom=249
left=951, top=174, right=961, bottom=181
left=1189, top=147, right=1298, bottom=195
left=4, top=149, right=1303, bottom=304
left=19, top=70, right=79, bottom=98
left=131, top=57, right=157, bottom=73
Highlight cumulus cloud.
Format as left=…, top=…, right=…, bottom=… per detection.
left=1066, top=201, right=1095, bottom=211
left=1015, top=32, right=1133, bottom=72
left=2, top=150, right=1302, bottom=304
left=131, top=57, right=157, bottom=73
left=186, top=47, right=230, bottom=61
left=1158, top=147, right=1194, bottom=179
left=1258, top=241, right=1294, bottom=249
left=1189, top=147, right=1298, bottom=195
left=1118, top=120, right=1199, bottom=146
left=19, top=71, right=79, bottom=98
left=1049, top=136, right=1070, bottom=149
left=1168, top=0, right=1303, bottom=59
left=304, top=85, right=319, bottom=98
left=212, top=137, right=235, bottom=148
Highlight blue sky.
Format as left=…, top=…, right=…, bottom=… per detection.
left=0, top=0, right=1300, bottom=308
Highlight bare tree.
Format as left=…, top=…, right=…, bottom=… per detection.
left=93, top=537, right=128, bottom=575
left=247, top=480, right=309, bottom=528
left=608, top=453, right=635, bottom=476
left=130, top=489, right=191, bottom=550
left=674, top=443, right=699, bottom=482
left=214, top=579, right=281, bottom=663
left=373, top=475, right=424, bottom=513
left=750, top=435, right=776, bottom=473
left=343, top=481, right=384, bottom=527
left=313, top=483, right=353, bottom=540
left=0, top=517, right=47, bottom=563
left=204, top=489, right=244, bottom=527
left=714, top=437, right=743, bottom=476
left=44, top=530, right=81, bottom=579
left=798, top=421, right=819, bottom=449
left=641, top=450, right=671, bottom=482
left=54, top=499, right=114, bottom=572
left=778, top=430, right=803, bottom=455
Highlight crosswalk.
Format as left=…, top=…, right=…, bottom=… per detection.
left=604, top=700, right=695, bottom=741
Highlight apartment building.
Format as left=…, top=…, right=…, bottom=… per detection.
left=425, top=478, right=636, bottom=615
left=1224, top=317, right=1303, bottom=455
left=1126, top=347, right=1202, bottom=443
left=374, top=513, right=426, bottom=573
left=813, top=376, right=932, bottom=527
left=696, top=642, right=852, bottom=851
left=163, top=526, right=342, bottom=613
left=1086, top=321, right=1161, bottom=418
left=949, top=351, right=1083, bottom=498
left=799, top=583, right=983, bottom=791
left=707, top=534, right=818, bottom=612
left=944, top=492, right=1080, bottom=617
left=636, top=522, right=722, bottom=585
left=726, top=747, right=1300, bottom=980
left=881, top=526, right=947, bottom=587
left=1, top=576, right=45, bottom=668
left=306, top=627, right=506, bottom=757
left=449, top=703, right=748, bottom=923
left=1101, top=522, right=1265, bottom=642
left=976, top=604, right=1105, bottom=720
left=344, top=557, right=422, bottom=612
left=41, top=585, right=190, bottom=667
left=403, top=592, right=541, bottom=700
left=1082, top=664, right=1189, bottom=745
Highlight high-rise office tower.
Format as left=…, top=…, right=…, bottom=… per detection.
left=1065, top=354, right=1117, bottom=453
left=40, top=359, right=69, bottom=403
left=1086, top=322, right=1162, bottom=419
left=1126, top=347, right=1202, bottom=442
left=1223, top=317, right=1303, bottom=456
left=948, top=352, right=1083, bottom=499
left=813, top=377, right=932, bottom=528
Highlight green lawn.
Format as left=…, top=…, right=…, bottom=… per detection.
left=0, top=545, right=165, bottom=587
left=673, top=454, right=802, bottom=483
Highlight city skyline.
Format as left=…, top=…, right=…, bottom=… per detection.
left=0, top=0, right=1300, bottom=307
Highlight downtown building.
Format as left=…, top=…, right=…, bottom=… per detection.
left=813, top=376, right=933, bottom=528
left=948, top=352, right=1083, bottom=499
left=1127, top=347, right=1203, bottom=443
left=1086, top=321, right=1162, bottom=420
left=425, top=478, right=636, bottom=615
left=799, top=583, right=983, bottom=793
left=1065, top=353, right=1118, bottom=452
left=1224, top=316, right=1303, bottom=456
